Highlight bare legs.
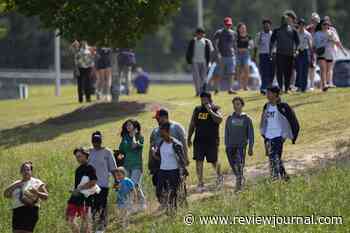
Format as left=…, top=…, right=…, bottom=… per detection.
left=238, top=64, right=249, bottom=90
left=96, top=68, right=112, bottom=101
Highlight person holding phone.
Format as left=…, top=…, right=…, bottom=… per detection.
left=117, top=119, right=146, bottom=212
left=188, top=92, right=224, bottom=192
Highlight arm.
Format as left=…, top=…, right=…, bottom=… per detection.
left=294, top=30, right=300, bottom=49
left=207, top=106, right=223, bottom=124
left=269, top=29, right=277, bottom=55
left=213, top=30, right=221, bottom=58
left=247, top=117, right=255, bottom=155
left=107, top=150, right=118, bottom=180
left=34, top=184, right=49, bottom=201
left=4, top=180, right=22, bottom=198
left=187, top=109, right=197, bottom=147
left=175, top=124, right=189, bottom=166
left=253, top=32, right=260, bottom=61
left=224, top=117, right=230, bottom=147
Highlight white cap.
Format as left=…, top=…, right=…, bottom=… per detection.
left=311, top=12, right=320, bottom=23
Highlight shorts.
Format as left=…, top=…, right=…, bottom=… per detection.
left=236, top=50, right=251, bottom=66
left=66, top=203, right=91, bottom=218
left=96, top=56, right=112, bottom=69
left=193, top=142, right=218, bottom=163
left=220, top=56, right=236, bottom=77
left=12, top=206, right=39, bottom=232
left=317, top=57, right=333, bottom=63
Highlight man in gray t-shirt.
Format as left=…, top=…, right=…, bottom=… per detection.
left=88, top=131, right=117, bottom=233
left=213, top=17, right=237, bottom=94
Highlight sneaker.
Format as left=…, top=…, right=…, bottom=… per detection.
left=196, top=184, right=205, bottom=193
left=228, top=89, right=237, bottom=95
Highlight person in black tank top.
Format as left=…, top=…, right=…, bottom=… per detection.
left=236, top=23, right=253, bottom=91
left=188, top=92, right=224, bottom=192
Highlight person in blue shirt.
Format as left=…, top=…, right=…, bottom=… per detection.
left=114, top=167, right=137, bottom=229
left=133, top=67, right=150, bottom=94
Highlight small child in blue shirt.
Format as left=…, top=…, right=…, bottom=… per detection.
left=115, top=167, right=137, bottom=229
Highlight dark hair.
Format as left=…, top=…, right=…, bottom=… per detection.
left=20, top=161, right=33, bottom=173
left=91, top=131, right=102, bottom=143
left=73, top=147, right=89, bottom=158
left=262, top=18, right=272, bottom=25
left=120, top=119, right=142, bottom=138
left=196, top=27, right=205, bottom=34
left=236, top=22, right=246, bottom=36
left=159, top=122, right=171, bottom=132
left=232, top=96, right=245, bottom=107
left=316, top=19, right=330, bottom=32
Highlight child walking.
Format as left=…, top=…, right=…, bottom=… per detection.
left=117, top=119, right=146, bottom=212
left=115, top=167, right=137, bottom=229
left=225, top=97, right=254, bottom=192
left=260, top=86, right=300, bottom=181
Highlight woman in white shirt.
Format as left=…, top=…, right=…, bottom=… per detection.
left=4, top=162, right=48, bottom=233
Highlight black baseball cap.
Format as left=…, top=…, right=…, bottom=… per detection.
left=267, top=85, right=281, bottom=94
left=73, top=147, right=89, bottom=157
left=200, top=91, right=212, bottom=99
left=262, top=18, right=272, bottom=25
left=91, top=131, right=102, bottom=143
left=196, top=27, right=205, bottom=34
left=153, top=108, right=169, bottom=119
left=298, top=18, right=306, bottom=25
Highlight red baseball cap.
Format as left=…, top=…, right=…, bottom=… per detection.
left=224, top=17, right=233, bottom=26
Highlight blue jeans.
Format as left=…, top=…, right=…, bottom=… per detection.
left=126, top=169, right=146, bottom=205
left=264, top=137, right=287, bottom=179
left=226, top=146, right=246, bottom=181
left=220, top=56, right=236, bottom=77
left=237, top=50, right=250, bottom=66
left=295, top=50, right=309, bottom=91
left=259, top=53, right=275, bottom=91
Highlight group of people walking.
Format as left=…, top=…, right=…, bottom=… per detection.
left=71, top=42, right=137, bottom=103
left=187, top=11, right=347, bottom=96
left=4, top=83, right=300, bottom=232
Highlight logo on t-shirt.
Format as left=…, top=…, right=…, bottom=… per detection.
left=266, top=111, right=276, bottom=118
left=198, top=112, right=209, bottom=120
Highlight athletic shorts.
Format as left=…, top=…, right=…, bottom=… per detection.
left=66, top=203, right=90, bottom=218
left=220, top=56, right=236, bottom=77
left=12, top=206, right=39, bottom=232
left=96, top=56, right=112, bottom=69
left=317, top=57, right=333, bottom=63
left=193, top=142, right=218, bottom=163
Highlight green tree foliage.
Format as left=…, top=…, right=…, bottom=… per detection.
left=4, top=0, right=181, bottom=47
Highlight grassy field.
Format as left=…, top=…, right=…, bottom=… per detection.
left=1, top=84, right=350, bottom=232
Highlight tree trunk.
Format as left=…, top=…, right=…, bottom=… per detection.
left=111, top=50, right=120, bottom=102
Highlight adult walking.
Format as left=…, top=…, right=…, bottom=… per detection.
left=4, top=162, right=48, bottom=233
left=186, top=27, right=214, bottom=96
left=188, top=92, right=224, bottom=192
left=260, top=86, right=300, bottom=181
left=270, top=15, right=300, bottom=93
left=148, top=108, right=189, bottom=204
left=314, top=19, right=345, bottom=92
left=76, top=41, right=95, bottom=103
left=225, top=97, right=254, bottom=192
left=95, top=48, right=112, bottom=101
left=306, top=13, right=321, bottom=91
left=295, top=19, right=313, bottom=92
left=236, top=22, right=254, bottom=91
left=117, top=49, right=136, bottom=95
left=88, top=131, right=118, bottom=233
left=213, top=17, right=237, bottom=94
left=117, top=119, right=147, bottom=211
left=253, top=19, right=274, bottom=95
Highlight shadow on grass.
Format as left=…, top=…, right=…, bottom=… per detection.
left=0, top=101, right=147, bottom=149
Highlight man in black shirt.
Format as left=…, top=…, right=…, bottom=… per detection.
left=66, top=148, right=98, bottom=233
left=188, top=92, right=224, bottom=192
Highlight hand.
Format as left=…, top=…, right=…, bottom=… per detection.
left=151, top=145, right=158, bottom=155
left=204, top=103, right=211, bottom=112
left=248, top=148, right=253, bottom=156
left=187, top=139, right=192, bottom=148
left=29, top=188, right=39, bottom=195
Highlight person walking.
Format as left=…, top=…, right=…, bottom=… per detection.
left=260, top=86, right=300, bottom=181
left=295, top=18, right=313, bottom=92
left=152, top=122, right=188, bottom=214
left=313, top=19, right=346, bottom=92
left=76, top=41, right=95, bottom=103
left=4, top=162, right=48, bottom=233
left=253, top=18, right=275, bottom=95
left=225, top=97, right=254, bottom=192
left=117, top=119, right=146, bottom=212
left=188, top=92, right=224, bottom=192
left=88, top=131, right=118, bottom=233
left=66, top=148, right=99, bottom=233
left=270, top=15, right=300, bottom=93
left=186, top=27, right=214, bottom=96
left=148, top=108, right=189, bottom=204
left=213, top=17, right=237, bottom=94
left=236, top=23, right=254, bottom=91
left=117, top=49, right=136, bottom=95
left=95, top=47, right=112, bottom=102
left=306, top=13, right=321, bottom=91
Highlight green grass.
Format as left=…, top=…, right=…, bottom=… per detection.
left=1, top=84, right=350, bottom=232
